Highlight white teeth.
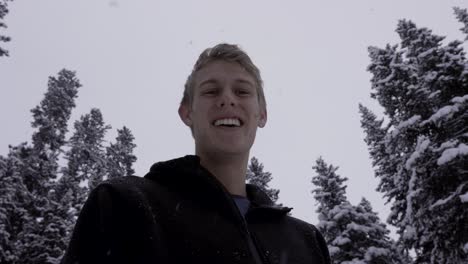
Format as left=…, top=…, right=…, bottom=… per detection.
left=214, top=118, right=241, bottom=127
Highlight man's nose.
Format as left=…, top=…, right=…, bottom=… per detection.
left=217, top=90, right=236, bottom=108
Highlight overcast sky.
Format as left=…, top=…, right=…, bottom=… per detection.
left=1, top=0, right=467, bottom=234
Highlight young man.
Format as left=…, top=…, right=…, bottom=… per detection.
left=61, top=43, right=330, bottom=264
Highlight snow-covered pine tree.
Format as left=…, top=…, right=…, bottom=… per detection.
left=15, top=189, right=73, bottom=264
left=106, top=126, right=137, bottom=180
left=54, top=108, right=110, bottom=256
left=352, top=197, right=407, bottom=264
left=0, top=145, right=31, bottom=264
left=12, top=69, right=81, bottom=264
left=454, top=7, right=468, bottom=39
left=312, top=157, right=404, bottom=264
left=26, top=69, right=80, bottom=195
left=30, top=69, right=80, bottom=152
left=246, top=157, right=280, bottom=203
left=0, top=0, right=13, bottom=57
left=51, top=170, right=80, bottom=260
left=0, top=155, right=11, bottom=262
left=358, top=105, right=389, bottom=186
left=311, top=157, right=357, bottom=263
left=62, top=108, right=110, bottom=200
left=0, top=68, right=129, bottom=262
left=7, top=145, right=70, bottom=264
left=361, top=16, right=468, bottom=263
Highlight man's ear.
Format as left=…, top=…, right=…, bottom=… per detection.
left=178, top=103, right=193, bottom=127
left=258, top=107, right=267, bottom=128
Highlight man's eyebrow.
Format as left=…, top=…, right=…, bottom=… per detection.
left=234, top=79, right=255, bottom=87
left=198, top=78, right=254, bottom=87
left=198, top=79, right=219, bottom=87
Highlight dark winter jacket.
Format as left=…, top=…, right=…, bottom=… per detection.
left=61, top=155, right=330, bottom=264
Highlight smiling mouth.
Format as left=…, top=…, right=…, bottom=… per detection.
left=212, top=118, right=243, bottom=127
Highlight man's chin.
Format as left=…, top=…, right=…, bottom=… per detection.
left=198, top=145, right=250, bottom=158
left=214, top=146, right=248, bottom=156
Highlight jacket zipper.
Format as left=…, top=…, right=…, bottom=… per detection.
left=199, top=167, right=267, bottom=264
left=244, top=227, right=265, bottom=264
left=228, top=197, right=267, bottom=264
left=244, top=221, right=274, bottom=264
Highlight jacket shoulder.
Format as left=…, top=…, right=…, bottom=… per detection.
left=86, top=176, right=166, bottom=215
left=61, top=176, right=168, bottom=264
left=95, top=176, right=161, bottom=197
left=100, top=175, right=152, bottom=189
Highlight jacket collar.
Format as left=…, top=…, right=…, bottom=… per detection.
left=144, top=155, right=292, bottom=215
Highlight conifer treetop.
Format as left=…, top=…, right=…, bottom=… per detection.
left=246, top=157, right=280, bottom=203
left=454, top=7, right=468, bottom=40
left=0, top=0, right=13, bottom=57
left=312, top=157, right=348, bottom=212
left=31, top=69, right=81, bottom=154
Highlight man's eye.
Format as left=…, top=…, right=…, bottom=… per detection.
left=236, top=89, right=251, bottom=96
left=203, top=89, right=218, bottom=95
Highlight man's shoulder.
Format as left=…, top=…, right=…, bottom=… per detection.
left=96, top=175, right=152, bottom=191
left=102, top=175, right=150, bottom=187
left=90, top=176, right=163, bottom=203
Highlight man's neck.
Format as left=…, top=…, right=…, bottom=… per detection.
left=196, top=151, right=248, bottom=197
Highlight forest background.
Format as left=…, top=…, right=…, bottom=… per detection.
left=1, top=1, right=467, bottom=263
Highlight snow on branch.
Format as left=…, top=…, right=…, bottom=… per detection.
left=437, top=143, right=468, bottom=165
left=430, top=184, right=467, bottom=209
left=389, top=115, right=421, bottom=138
left=405, top=136, right=430, bottom=169
left=460, top=192, right=468, bottom=203
left=421, top=94, right=468, bottom=127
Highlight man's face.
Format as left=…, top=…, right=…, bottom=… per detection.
left=179, top=60, right=267, bottom=157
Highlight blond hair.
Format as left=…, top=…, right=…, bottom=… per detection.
left=182, top=43, right=266, bottom=109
